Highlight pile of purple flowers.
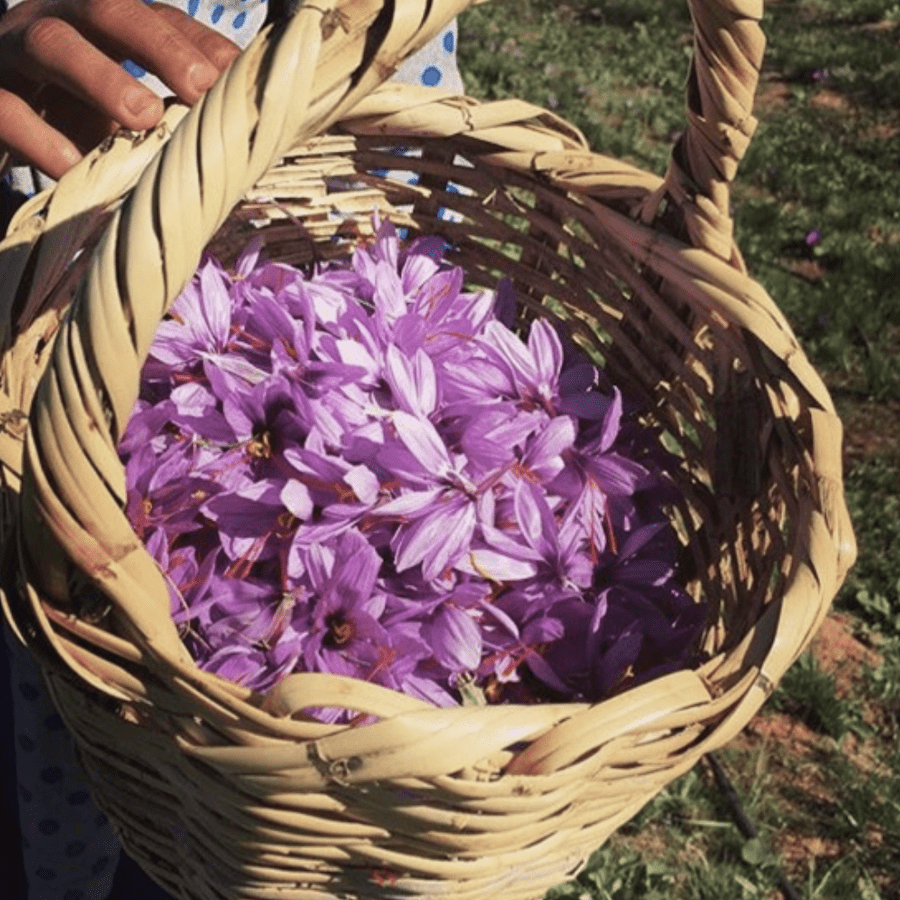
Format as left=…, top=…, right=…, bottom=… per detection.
left=119, top=220, right=704, bottom=716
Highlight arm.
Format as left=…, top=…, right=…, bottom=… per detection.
left=0, top=0, right=241, bottom=179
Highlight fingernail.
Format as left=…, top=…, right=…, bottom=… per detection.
left=124, top=86, right=161, bottom=120
left=60, top=143, right=84, bottom=170
left=189, top=63, right=219, bottom=95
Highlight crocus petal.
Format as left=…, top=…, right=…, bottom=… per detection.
left=558, top=362, right=597, bottom=396
left=422, top=501, right=476, bottom=582
left=527, top=318, right=563, bottom=393
left=401, top=249, right=441, bottom=296
left=493, top=277, right=517, bottom=329
left=598, top=387, right=623, bottom=453
left=234, top=236, right=265, bottom=278
left=374, top=488, right=443, bottom=517
left=329, top=530, right=382, bottom=605
left=523, top=415, right=577, bottom=481
left=343, top=465, right=380, bottom=505
left=512, top=478, right=546, bottom=552
left=429, top=604, right=482, bottom=673
left=390, top=410, right=453, bottom=478
left=480, top=523, right=544, bottom=563
left=524, top=650, right=573, bottom=696
left=558, top=393, right=611, bottom=421
left=480, top=320, right=537, bottom=391
left=281, top=480, right=313, bottom=520
left=384, top=345, right=437, bottom=417
left=393, top=499, right=475, bottom=580
left=587, top=453, right=648, bottom=496
left=459, top=548, right=538, bottom=582
left=196, top=261, right=233, bottom=350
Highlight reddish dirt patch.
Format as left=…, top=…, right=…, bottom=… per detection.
left=724, top=615, right=881, bottom=887
left=859, top=19, right=900, bottom=34
left=839, top=397, right=900, bottom=464
left=871, top=122, right=900, bottom=141
left=809, top=613, right=880, bottom=700
left=755, top=78, right=793, bottom=112
left=780, top=831, right=844, bottom=866
left=738, top=611, right=881, bottom=771
left=598, top=611, right=893, bottom=894
left=782, top=257, right=827, bottom=283
left=809, top=90, right=851, bottom=112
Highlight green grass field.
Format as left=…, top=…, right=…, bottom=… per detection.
left=459, top=1, right=900, bottom=896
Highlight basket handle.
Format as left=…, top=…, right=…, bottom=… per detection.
left=650, top=0, right=766, bottom=266
left=17, top=0, right=477, bottom=661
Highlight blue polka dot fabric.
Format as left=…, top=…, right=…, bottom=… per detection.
left=4, top=625, right=121, bottom=900
left=395, top=20, right=463, bottom=93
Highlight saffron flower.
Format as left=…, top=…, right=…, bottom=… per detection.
left=119, top=218, right=703, bottom=717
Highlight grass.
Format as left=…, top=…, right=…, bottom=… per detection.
left=459, top=0, right=900, bottom=897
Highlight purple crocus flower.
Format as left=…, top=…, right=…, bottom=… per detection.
left=122, top=439, right=221, bottom=540
left=153, top=259, right=233, bottom=365
left=201, top=478, right=310, bottom=575
left=299, top=531, right=400, bottom=690
left=218, top=375, right=314, bottom=476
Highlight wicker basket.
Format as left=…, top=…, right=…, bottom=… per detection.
left=0, top=0, right=856, bottom=897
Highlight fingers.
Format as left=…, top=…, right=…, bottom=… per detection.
left=0, top=88, right=83, bottom=180
left=39, top=83, right=121, bottom=153
left=74, top=0, right=238, bottom=104
left=150, top=4, right=242, bottom=74
left=0, top=0, right=242, bottom=178
left=18, top=15, right=165, bottom=132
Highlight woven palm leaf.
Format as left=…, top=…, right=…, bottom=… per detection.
left=0, top=0, right=855, bottom=897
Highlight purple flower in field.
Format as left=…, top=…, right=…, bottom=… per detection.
left=805, top=229, right=822, bottom=247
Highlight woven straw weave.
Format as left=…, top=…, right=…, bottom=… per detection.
left=0, top=0, right=856, bottom=897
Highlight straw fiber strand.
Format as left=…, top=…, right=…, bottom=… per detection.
left=0, top=0, right=855, bottom=897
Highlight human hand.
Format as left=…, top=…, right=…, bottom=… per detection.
left=0, top=0, right=241, bottom=179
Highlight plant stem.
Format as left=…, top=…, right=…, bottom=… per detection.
left=704, top=752, right=803, bottom=900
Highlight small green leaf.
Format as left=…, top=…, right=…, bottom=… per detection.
left=733, top=873, right=760, bottom=895
left=740, top=837, right=774, bottom=867
left=858, top=875, right=883, bottom=900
